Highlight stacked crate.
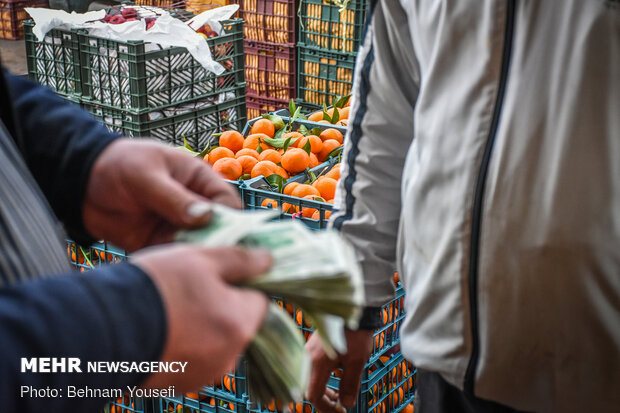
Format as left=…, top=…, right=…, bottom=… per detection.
left=297, top=0, right=367, bottom=108
left=232, top=0, right=296, bottom=119
left=0, top=0, right=47, bottom=39
left=23, top=12, right=247, bottom=150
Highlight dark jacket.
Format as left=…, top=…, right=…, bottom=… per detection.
left=0, top=68, right=166, bottom=412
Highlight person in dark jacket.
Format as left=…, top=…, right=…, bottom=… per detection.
left=0, top=66, right=271, bottom=412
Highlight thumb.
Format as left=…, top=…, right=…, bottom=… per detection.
left=142, top=175, right=213, bottom=228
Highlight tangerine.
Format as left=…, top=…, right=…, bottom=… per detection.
left=325, top=163, right=341, bottom=180
left=235, top=148, right=260, bottom=159
left=218, top=130, right=244, bottom=152
left=294, top=135, right=323, bottom=153
left=309, top=152, right=319, bottom=168
left=250, top=118, right=276, bottom=137
left=212, top=157, right=242, bottom=180
left=250, top=160, right=279, bottom=178
left=236, top=155, right=258, bottom=175
left=319, top=128, right=344, bottom=144
left=317, top=139, right=341, bottom=162
left=283, top=182, right=300, bottom=196
left=291, top=183, right=320, bottom=198
left=261, top=198, right=278, bottom=209
left=281, top=148, right=310, bottom=174
left=258, top=149, right=282, bottom=164
left=314, top=176, right=337, bottom=200
left=207, top=146, right=234, bottom=164
left=243, top=133, right=273, bottom=151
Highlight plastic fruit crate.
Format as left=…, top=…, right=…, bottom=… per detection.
left=132, top=0, right=186, bottom=9
left=66, top=240, right=127, bottom=272
left=298, top=0, right=367, bottom=55
left=297, top=47, right=356, bottom=108
left=237, top=177, right=333, bottom=230
left=245, top=40, right=295, bottom=101
left=246, top=95, right=289, bottom=120
left=104, top=396, right=149, bottom=413
left=24, top=20, right=83, bottom=98
left=0, top=0, right=47, bottom=40
left=79, top=18, right=244, bottom=112
left=83, top=90, right=247, bottom=149
left=231, top=0, right=295, bottom=46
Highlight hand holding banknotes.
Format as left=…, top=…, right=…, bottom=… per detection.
left=131, top=244, right=272, bottom=391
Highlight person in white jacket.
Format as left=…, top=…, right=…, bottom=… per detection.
left=307, top=1, right=620, bottom=412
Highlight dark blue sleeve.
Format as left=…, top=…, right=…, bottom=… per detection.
left=4, top=71, right=121, bottom=244
left=0, top=263, right=167, bottom=413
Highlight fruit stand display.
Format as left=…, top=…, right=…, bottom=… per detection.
left=0, top=0, right=47, bottom=39
left=24, top=6, right=247, bottom=149
left=296, top=0, right=366, bottom=108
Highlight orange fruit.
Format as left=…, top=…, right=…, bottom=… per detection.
left=250, top=160, right=279, bottom=178
left=219, top=130, right=244, bottom=153
left=223, top=375, right=236, bottom=393
left=282, top=131, right=304, bottom=144
left=212, top=157, right=242, bottom=180
left=311, top=209, right=331, bottom=220
left=243, top=133, right=273, bottom=151
left=318, top=120, right=331, bottom=124
left=309, top=152, right=319, bottom=168
left=282, top=202, right=298, bottom=214
left=338, top=106, right=350, bottom=120
left=393, top=272, right=400, bottom=285
left=258, top=149, right=282, bottom=164
left=236, top=155, right=258, bottom=175
left=325, top=163, right=341, bottom=180
left=319, top=128, right=344, bottom=144
left=307, top=110, right=324, bottom=122
left=301, top=194, right=323, bottom=218
left=294, top=135, right=323, bottom=153
left=336, top=119, right=348, bottom=127
left=281, top=148, right=310, bottom=174
left=207, top=146, right=234, bottom=164
left=291, top=184, right=320, bottom=198
left=235, top=148, right=260, bottom=159
left=317, top=139, right=341, bottom=162
left=250, top=118, right=276, bottom=137
left=402, top=403, right=414, bottom=413
left=283, top=182, right=301, bottom=196
left=313, top=177, right=337, bottom=200
left=261, top=198, right=278, bottom=209
left=276, top=166, right=290, bottom=179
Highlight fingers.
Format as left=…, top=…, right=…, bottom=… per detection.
left=177, top=154, right=243, bottom=210
left=140, top=172, right=215, bottom=228
left=306, top=333, right=338, bottom=410
left=203, top=247, right=273, bottom=284
left=339, top=357, right=366, bottom=408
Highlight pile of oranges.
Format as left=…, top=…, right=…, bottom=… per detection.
left=261, top=161, right=341, bottom=221
left=206, top=117, right=344, bottom=182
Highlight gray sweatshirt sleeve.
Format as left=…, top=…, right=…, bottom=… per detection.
left=330, top=0, right=420, bottom=307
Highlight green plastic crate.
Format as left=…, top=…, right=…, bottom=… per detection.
left=66, top=240, right=127, bottom=272
left=24, top=20, right=83, bottom=98
left=79, top=18, right=245, bottom=112
left=298, top=0, right=368, bottom=55
left=83, top=90, right=247, bottom=149
left=297, top=46, right=356, bottom=109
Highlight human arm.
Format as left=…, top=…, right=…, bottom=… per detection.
left=308, top=1, right=420, bottom=411
left=0, top=246, right=270, bottom=412
left=5, top=72, right=241, bottom=251
left=4, top=71, right=120, bottom=244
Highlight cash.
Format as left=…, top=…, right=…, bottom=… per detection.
left=176, top=205, right=364, bottom=407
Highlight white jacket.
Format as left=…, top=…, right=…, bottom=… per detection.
left=330, top=1, right=620, bottom=412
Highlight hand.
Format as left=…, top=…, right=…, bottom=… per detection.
left=83, top=139, right=241, bottom=251
left=306, top=329, right=374, bottom=413
left=132, top=244, right=271, bottom=391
